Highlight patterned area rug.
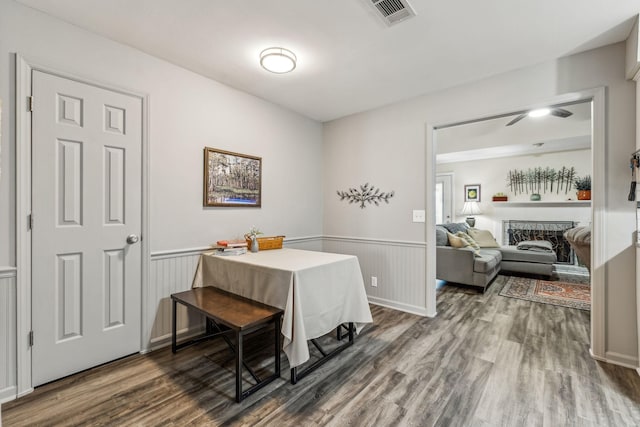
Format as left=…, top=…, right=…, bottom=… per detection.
left=499, top=275, right=590, bottom=311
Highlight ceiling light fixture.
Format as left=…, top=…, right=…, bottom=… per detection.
left=260, top=47, right=297, bottom=74
left=528, top=108, right=551, bottom=118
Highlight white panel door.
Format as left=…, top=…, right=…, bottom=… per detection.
left=31, top=70, right=142, bottom=386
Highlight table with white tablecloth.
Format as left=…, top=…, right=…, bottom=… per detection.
left=192, top=248, right=373, bottom=368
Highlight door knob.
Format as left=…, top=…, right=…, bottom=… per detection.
left=126, top=234, right=140, bottom=244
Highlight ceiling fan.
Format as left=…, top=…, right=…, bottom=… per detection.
left=506, top=107, right=573, bottom=126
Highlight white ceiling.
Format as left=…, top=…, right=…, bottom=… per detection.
left=436, top=101, right=592, bottom=163
left=16, top=0, right=640, bottom=122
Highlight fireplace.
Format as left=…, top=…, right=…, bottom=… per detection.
left=502, top=220, right=577, bottom=264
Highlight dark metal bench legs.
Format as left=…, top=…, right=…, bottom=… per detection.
left=234, top=316, right=282, bottom=402
left=172, top=299, right=282, bottom=403
left=236, top=330, right=243, bottom=403
left=173, top=294, right=356, bottom=394
left=290, top=322, right=354, bottom=385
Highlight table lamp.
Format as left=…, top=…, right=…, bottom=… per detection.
left=460, top=201, right=482, bottom=227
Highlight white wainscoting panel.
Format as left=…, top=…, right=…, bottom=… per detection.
left=0, top=269, right=17, bottom=403
left=146, top=250, right=203, bottom=351
left=323, top=237, right=428, bottom=316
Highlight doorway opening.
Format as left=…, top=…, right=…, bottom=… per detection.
left=425, top=88, right=606, bottom=359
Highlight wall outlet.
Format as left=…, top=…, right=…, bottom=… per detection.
left=412, top=210, right=425, bottom=223
left=371, top=276, right=378, bottom=287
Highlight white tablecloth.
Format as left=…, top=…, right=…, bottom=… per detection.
left=192, top=248, right=373, bottom=367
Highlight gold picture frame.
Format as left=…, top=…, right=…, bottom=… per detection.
left=203, top=147, right=262, bottom=207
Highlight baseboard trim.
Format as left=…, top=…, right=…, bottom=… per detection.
left=604, top=351, right=639, bottom=369
left=0, top=386, right=17, bottom=404
left=142, top=326, right=206, bottom=353
left=17, top=387, right=34, bottom=399
left=367, top=296, right=434, bottom=317
left=590, top=348, right=639, bottom=370
left=1, top=386, right=34, bottom=403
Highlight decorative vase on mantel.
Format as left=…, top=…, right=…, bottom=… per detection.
left=577, top=190, right=591, bottom=200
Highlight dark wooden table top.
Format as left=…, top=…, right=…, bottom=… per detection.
left=171, top=287, right=282, bottom=331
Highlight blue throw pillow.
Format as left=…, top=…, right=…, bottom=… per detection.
left=441, top=222, right=469, bottom=235
left=435, top=226, right=449, bottom=246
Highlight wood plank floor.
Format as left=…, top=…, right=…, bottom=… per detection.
left=3, top=275, right=640, bottom=426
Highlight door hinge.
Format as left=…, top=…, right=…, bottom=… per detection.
left=27, top=213, right=33, bottom=230
left=28, top=95, right=34, bottom=112
left=29, top=331, right=34, bottom=347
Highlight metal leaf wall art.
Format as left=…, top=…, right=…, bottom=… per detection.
left=337, top=183, right=395, bottom=208
left=507, top=166, right=576, bottom=195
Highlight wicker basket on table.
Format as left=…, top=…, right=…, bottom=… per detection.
left=245, top=235, right=285, bottom=250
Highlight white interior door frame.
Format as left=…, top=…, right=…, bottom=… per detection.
left=425, top=87, right=606, bottom=360
left=15, top=54, right=150, bottom=397
left=435, top=172, right=454, bottom=224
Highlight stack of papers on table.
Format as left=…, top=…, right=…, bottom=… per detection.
left=213, top=246, right=247, bottom=256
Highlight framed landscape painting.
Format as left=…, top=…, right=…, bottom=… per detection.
left=203, top=147, right=262, bottom=207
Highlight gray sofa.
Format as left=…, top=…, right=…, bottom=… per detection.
left=436, top=223, right=557, bottom=291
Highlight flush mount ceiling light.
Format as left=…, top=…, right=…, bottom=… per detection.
left=260, top=47, right=297, bottom=74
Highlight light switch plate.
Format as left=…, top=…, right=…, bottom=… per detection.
left=413, top=210, right=425, bottom=223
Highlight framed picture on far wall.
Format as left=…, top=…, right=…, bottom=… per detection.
left=203, top=147, right=262, bottom=207
left=464, top=184, right=481, bottom=202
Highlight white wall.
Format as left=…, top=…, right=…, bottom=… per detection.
left=437, top=149, right=592, bottom=240
left=324, top=42, right=637, bottom=363
left=0, top=0, right=323, bottom=398
left=0, top=0, right=323, bottom=265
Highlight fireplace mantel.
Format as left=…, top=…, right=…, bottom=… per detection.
left=493, top=201, right=591, bottom=207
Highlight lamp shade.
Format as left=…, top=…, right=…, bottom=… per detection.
left=460, top=201, right=482, bottom=215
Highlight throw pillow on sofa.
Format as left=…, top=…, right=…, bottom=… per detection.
left=467, top=228, right=500, bottom=248
left=441, top=222, right=469, bottom=235
left=447, top=232, right=467, bottom=248
left=455, top=231, right=481, bottom=255
left=436, top=226, right=450, bottom=246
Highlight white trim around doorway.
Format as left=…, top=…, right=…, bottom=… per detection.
left=15, top=54, right=151, bottom=398
left=425, top=87, right=606, bottom=364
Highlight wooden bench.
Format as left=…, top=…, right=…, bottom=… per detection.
left=171, top=287, right=283, bottom=402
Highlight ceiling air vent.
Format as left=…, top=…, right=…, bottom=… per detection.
left=369, top=0, right=417, bottom=26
